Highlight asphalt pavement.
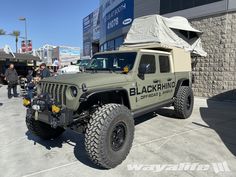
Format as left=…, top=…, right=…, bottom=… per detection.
left=0, top=85, right=235, bottom=177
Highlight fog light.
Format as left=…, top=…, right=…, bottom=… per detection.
left=52, top=105, right=60, bottom=113
left=23, top=98, right=31, bottom=107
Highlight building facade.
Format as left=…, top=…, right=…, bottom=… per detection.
left=83, top=0, right=236, bottom=100
left=35, top=45, right=80, bottom=66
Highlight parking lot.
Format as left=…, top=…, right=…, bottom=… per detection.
left=0, top=85, right=235, bottom=177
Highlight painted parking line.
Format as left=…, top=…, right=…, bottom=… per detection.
left=20, top=126, right=207, bottom=177
left=21, top=161, right=79, bottom=177
left=133, top=126, right=206, bottom=148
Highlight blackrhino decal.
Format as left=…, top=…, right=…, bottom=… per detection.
left=130, top=82, right=176, bottom=96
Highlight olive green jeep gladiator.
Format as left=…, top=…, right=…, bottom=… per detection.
left=24, top=44, right=194, bottom=169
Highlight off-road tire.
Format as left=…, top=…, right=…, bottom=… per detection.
left=85, top=104, right=134, bottom=169
left=26, top=109, right=65, bottom=140
left=174, top=86, right=194, bottom=119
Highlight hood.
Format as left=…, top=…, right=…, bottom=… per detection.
left=42, top=72, right=129, bottom=89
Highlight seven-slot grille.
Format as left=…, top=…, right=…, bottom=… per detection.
left=40, top=82, right=67, bottom=106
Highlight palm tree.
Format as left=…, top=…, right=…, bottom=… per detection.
left=11, top=30, right=20, bottom=53
left=0, top=29, right=5, bottom=35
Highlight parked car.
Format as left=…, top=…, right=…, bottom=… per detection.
left=24, top=44, right=193, bottom=169
left=78, top=59, right=90, bottom=68
left=57, top=65, right=81, bottom=75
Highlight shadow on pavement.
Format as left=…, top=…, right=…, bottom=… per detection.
left=199, top=90, right=236, bottom=156
left=155, top=108, right=180, bottom=119
left=25, top=130, right=104, bottom=169
left=134, top=112, right=157, bottom=125
left=135, top=107, right=181, bottom=124
left=24, top=111, right=163, bottom=169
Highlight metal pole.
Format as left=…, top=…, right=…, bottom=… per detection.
left=25, top=19, right=28, bottom=52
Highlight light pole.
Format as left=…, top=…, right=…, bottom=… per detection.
left=19, top=17, right=28, bottom=52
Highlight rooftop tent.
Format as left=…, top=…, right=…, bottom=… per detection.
left=123, top=15, right=207, bottom=57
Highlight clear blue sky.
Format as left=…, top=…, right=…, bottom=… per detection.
left=0, top=0, right=99, bottom=51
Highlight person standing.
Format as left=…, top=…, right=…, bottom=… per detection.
left=0, top=84, right=3, bottom=106
left=26, top=70, right=35, bottom=99
left=5, top=63, right=18, bottom=99
left=39, top=63, right=51, bottom=79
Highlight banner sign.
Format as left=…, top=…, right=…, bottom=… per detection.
left=21, top=40, right=33, bottom=52
left=93, top=9, right=100, bottom=41
left=100, top=0, right=134, bottom=36
left=83, top=8, right=101, bottom=56
left=59, top=46, right=80, bottom=63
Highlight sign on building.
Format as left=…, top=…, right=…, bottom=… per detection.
left=59, top=46, right=80, bottom=65
left=100, top=0, right=134, bottom=36
left=83, top=8, right=101, bottom=57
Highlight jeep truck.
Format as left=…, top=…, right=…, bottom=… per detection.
left=23, top=44, right=194, bottom=169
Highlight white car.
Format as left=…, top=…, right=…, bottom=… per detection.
left=57, top=65, right=81, bottom=75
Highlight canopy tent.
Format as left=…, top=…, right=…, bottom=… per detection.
left=123, top=15, right=207, bottom=57
left=0, top=51, right=41, bottom=61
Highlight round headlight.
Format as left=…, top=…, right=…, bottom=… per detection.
left=70, top=86, right=78, bottom=97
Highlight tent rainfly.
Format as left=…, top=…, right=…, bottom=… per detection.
left=123, top=15, right=207, bottom=57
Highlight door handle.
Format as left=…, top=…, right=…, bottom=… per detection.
left=167, top=78, right=172, bottom=82
left=153, top=79, right=160, bottom=83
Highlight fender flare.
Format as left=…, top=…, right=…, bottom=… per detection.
left=79, top=87, right=131, bottom=109
left=174, top=79, right=190, bottom=97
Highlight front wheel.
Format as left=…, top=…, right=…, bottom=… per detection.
left=174, top=86, right=194, bottom=119
left=26, top=109, right=65, bottom=140
left=85, top=104, right=134, bottom=169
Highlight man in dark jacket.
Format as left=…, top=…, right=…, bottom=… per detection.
left=5, top=64, right=18, bottom=99
left=39, top=63, right=50, bottom=79
left=0, top=84, right=3, bottom=106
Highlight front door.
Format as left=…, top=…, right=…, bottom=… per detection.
left=131, top=53, right=176, bottom=110
left=133, top=54, right=160, bottom=109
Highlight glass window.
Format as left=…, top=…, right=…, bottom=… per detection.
left=100, top=44, right=104, bottom=52
left=178, top=30, right=198, bottom=40
left=103, top=42, right=107, bottom=51
left=159, top=56, right=170, bottom=73
left=87, top=52, right=137, bottom=72
left=160, top=0, right=223, bottom=14
left=139, top=55, right=156, bottom=74
left=107, top=40, right=115, bottom=51
left=115, top=36, right=124, bottom=50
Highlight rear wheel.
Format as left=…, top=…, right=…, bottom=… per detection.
left=26, top=109, right=65, bottom=140
left=85, top=104, right=134, bottom=169
left=174, top=86, right=194, bottom=119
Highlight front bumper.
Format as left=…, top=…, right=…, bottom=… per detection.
left=26, top=94, right=73, bottom=128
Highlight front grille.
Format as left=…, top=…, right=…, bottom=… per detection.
left=40, top=82, right=67, bottom=106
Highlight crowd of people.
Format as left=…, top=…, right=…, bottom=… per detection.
left=3, top=63, right=51, bottom=99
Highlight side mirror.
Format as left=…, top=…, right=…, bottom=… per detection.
left=138, top=64, right=149, bottom=79
left=138, top=64, right=146, bottom=74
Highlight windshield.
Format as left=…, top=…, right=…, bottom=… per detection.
left=79, top=59, right=90, bottom=67
left=86, top=52, right=137, bottom=72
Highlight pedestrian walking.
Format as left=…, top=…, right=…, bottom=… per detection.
left=5, top=63, right=18, bottom=99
